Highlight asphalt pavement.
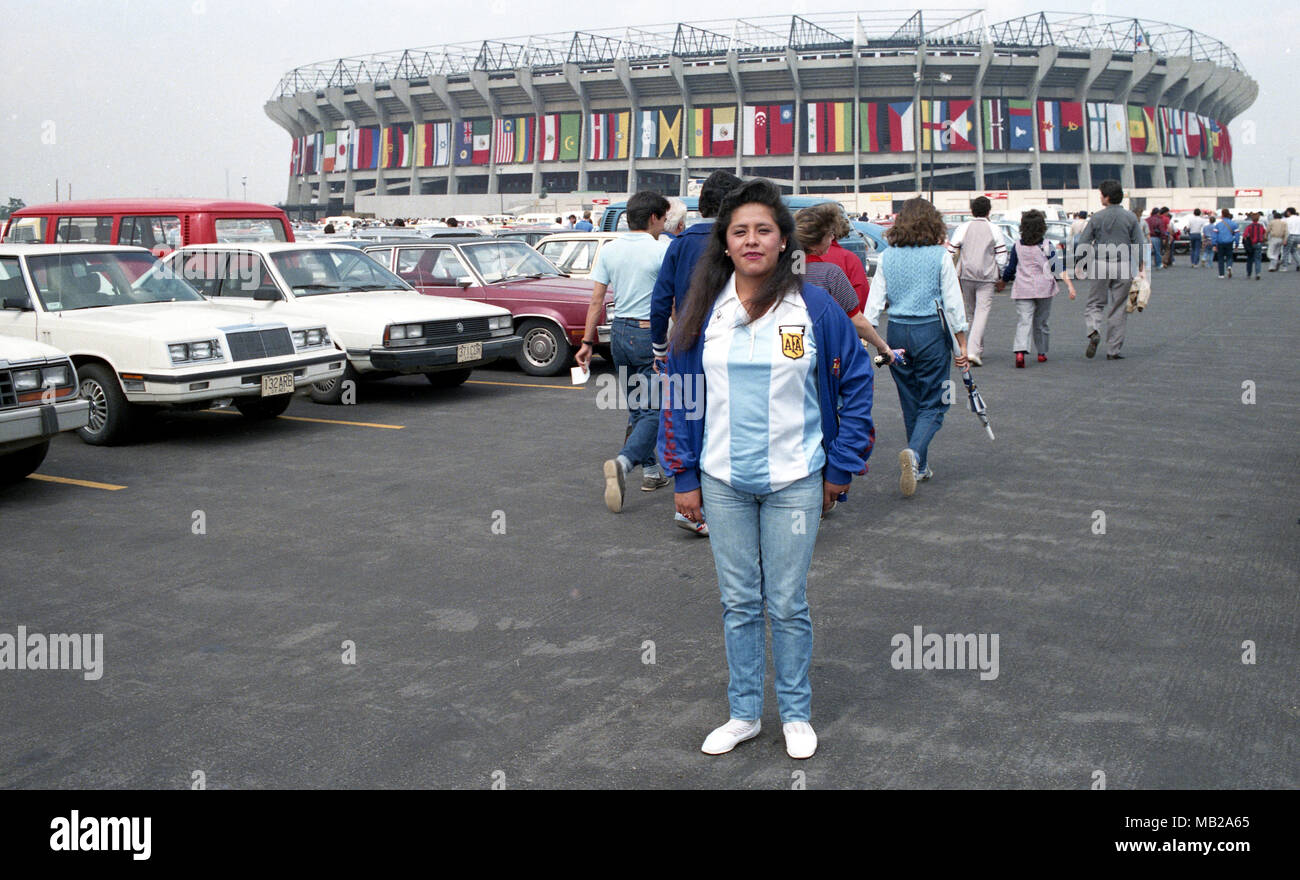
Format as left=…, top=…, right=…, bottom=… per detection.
left=1, top=260, right=1296, bottom=789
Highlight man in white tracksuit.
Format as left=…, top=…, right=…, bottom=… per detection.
left=945, top=196, right=1007, bottom=367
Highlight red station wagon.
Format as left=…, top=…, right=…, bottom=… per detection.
left=361, top=239, right=610, bottom=376
left=2, top=199, right=295, bottom=256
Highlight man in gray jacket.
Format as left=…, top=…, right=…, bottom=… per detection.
left=1074, top=180, right=1146, bottom=360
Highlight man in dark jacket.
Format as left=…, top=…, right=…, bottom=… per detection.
left=649, top=169, right=743, bottom=362
left=1075, top=179, right=1145, bottom=360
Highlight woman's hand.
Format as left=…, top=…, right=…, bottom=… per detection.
left=823, top=481, right=848, bottom=513
left=994, top=279, right=1006, bottom=292
left=675, top=489, right=703, bottom=524
left=954, top=347, right=969, bottom=370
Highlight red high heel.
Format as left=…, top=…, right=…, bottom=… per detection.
left=1015, top=352, right=1025, bottom=368
left=1038, top=354, right=1047, bottom=363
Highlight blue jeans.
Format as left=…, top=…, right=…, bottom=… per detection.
left=1284, top=235, right=1300, bottom=268
left=611, top=319, right=659, bottom=470
left=1189, top=233, right=1202, bottom=266
left=885, top=318, right=950, bottom=473
left=1216, top=241, right=1233, bottom=276
left=701, top=470, right=823, bottom=722
left=1150, top=237, right=1162, bottom=269
left=1245, top=242, right=1263, bottom=277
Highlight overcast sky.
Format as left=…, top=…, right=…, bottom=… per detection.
left=3, top=0, right=1295, bottom=205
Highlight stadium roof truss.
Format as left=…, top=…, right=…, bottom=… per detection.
left=272, top=10, right=1246, bottom=97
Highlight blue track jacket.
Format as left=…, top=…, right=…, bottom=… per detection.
left=657, top=282, right=876, bottom=493
left=650, top=221, right=714, bottom=357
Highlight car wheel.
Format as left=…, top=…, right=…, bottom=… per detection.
left=310, top=363, right=359, bottom=405
left=0, top=441, right=50, bottom=486
left=77, top=364, right=134, bottom=446
left=516, top=319, right=571, bottom=377
left=233, top=394, right=293, bottom=420
left=426, top=368, right=471, bottom=388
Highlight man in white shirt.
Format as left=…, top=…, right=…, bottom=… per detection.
left=945, top=196, right=1007, bottom=366
left=1186, top=209, right=1210, bottom=267
left=575, top=191, right=672, bottom=512
left=1283, top=208, right=1300, bottom=271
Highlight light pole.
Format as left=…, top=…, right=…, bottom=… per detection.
left=241, top=176, right=247, bottom=202
left=914, top=70, right=953, bottom=202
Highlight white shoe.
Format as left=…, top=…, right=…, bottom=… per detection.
left=919, top=465, right=934, bottom=482
left=967, top=352, right=982, bottom=366
left=899, top=448, right=918, bottom=497
left=701, top=718, right=761, bottom=755
left=782, top=721, right=817, bottom=759
left=603, top=458, right=626, bottom=513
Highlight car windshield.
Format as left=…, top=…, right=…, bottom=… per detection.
left=458, top=241, right=562, bottom=282
left=26, top=251, right=204, bottom=311
left=269, top=248, right=413, bottom=295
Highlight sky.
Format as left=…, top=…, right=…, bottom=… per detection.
left=2, top=0, right=1296, bottom=205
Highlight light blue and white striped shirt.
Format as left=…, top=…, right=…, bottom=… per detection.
left=700, top=275, right=825, bottom=495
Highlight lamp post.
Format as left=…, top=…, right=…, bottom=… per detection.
left=913, top=70, right=953, bottom=202
left=241, top=176, right=247, bottom=202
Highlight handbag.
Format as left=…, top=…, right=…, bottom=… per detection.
left=1126, top=274, right=1151, bottom=313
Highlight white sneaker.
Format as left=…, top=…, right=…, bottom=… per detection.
left=919, top=465, right=934, bottom=482
left=701, top=718, right=761, bottom=755
left=899, top=448, right=918, bottom=497
left=967, top=352, right=982, bottom=366
left=603, top=458, right=626, bottom=513
left=782, top=721, right=817, bottom=759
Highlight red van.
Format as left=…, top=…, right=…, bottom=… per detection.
left=1, top=199, right=295, bottom=256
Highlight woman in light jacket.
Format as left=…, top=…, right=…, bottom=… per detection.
left=658, top=178, right=875, bottom=760
left=997, top=210, right=1076, bottom=367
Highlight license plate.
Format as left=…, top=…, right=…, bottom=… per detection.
left=260, top=372, right=295, bottom=396
left=456, top=342, right=483, bottom=363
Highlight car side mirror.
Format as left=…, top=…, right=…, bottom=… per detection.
left=253, top=289, right=282, bottom=301
left=457, top=278, right=473, bottom=289
left=2, top=295, right=32, bottom=311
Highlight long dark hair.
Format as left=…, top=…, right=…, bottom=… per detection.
left=670, top=178, right=797, bottom=351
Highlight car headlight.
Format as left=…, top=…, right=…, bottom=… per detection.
left=404, top=323, right=423, bottom=338
left=41, top=365, right=71, bottom=387
left=605, top=302, right=615, bottom=322
left=12, top=369, right=40, bottom=391
left=292, top=328, right=330, bottom=350
left=168, top=339, right=223, bottom=364
left=388, top=324, right=407, bottom=340
left=489, top=316, right=508, bottom=330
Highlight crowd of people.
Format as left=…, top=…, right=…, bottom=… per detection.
left=572, top=172, right=1273, bottom=760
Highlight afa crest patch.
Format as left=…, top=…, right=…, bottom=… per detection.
left=779, top=324, right=806, bottom=359
left=831, top=356, right=841, bottom=377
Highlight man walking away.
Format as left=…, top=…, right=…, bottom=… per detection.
left=1187, top=208, right=1208, bottom=267
left=1145, top=208, right=1164, bottom=270
left=1242, top=213, right=1268, bottom=280
left=649, top=169, right=742, bottom=535
left=1074, top=179, right=1145, bottom=360
left=946, top=196, right=1007, bottom=366
left=575, top=211, right=594, bottom=232
left=1266, top=211, right=1287, bottom=271
left=575, top=191, right=672, bottom=512
left=1212, top=209, right=1240, bottom=279
left=1160, top=208, right=1174, bottom=267
left=1284, top=208, right=1300, bottom=271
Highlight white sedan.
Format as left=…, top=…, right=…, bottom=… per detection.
left=165, top=243, right=521, bottom=402
left=0, top=245, right=346, bottom=444
left=0, top=336, right=89, bottom=484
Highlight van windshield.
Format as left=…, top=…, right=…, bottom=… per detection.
left=214, top=218, right=289, bottom=243
left=27, top=252, right=205, bottom=312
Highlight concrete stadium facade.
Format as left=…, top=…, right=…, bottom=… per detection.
left=266, top=10, right=1256, bottom=215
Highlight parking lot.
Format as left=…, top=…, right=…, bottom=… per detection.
left=2, top=264, right=1296, bottom=789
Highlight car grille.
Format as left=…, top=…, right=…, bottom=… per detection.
left=0, top=370, right=14, bottom=409
left=225, top=328, right=295, bottom=362
left=421, top=317, right=491, bottom=346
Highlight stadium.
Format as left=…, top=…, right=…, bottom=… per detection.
left=266, top=10, right=1256, bottom=214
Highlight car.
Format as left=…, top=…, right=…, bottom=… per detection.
left=847, top=221, right=889, bottom=278
left=0, top=244, right=347, bottom=444
left=533, top=232, right=623, bottom=278
left=361, top=239, right=611, bottom=377
left=0, top=337, right=90, bottom=485
left=166, top=242, right=521, bottom=401
left=493, top=227, right=562, bottom=247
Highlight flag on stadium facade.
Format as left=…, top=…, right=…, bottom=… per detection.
left=1007, top=100, right=1034, bottom=150
left=414, top=122, right=450, bottom=167
left=331, top=128, right=350, bottom=170
left=947, top=100, right=975, bottom=151
left=1058, top=101, right=1084, bottom=151
left=323, top=130, right=337, bottom=172
left=381, top=124, right=410, bottom=169
left=1199, top=115, right=1212, bottom=159
left=983, top=99, right=1007, bottom=150
left=472, top=120, right=491, bottom=164
left=919, top=100, right=948, bottom=152
left=743, top=104, right=794, bottom=155
left=1127, top=106, right=1159, bottom=153
left=636, top=107, right=683, bottom=158
left=536, top=113, right=581, bottom=161
left=806, top=101, right=852, bottom=153
left=351, top=126, right=379, bottom=170
left=513, top=116, right=535, bottom=164
left=636, top=109, right=656, bottom=159
left=587, top=111, right=631, bottom=161
left=492, top=118, right=515, bottom=164
left=1037, top=100, right=1062, bottom=151
left=1158, top=107, right=1184, bottom=157
left=1184, top=113, right=1202, bottom=158
left=860, top=101, right=911, bottom=152
left=454, top=120, right=491, bottom=166
left=890, top=101, right=915, bottom=151
left=689, top=106, right=736, bottom=157
left=1086, top=103, right=1126, bottom=152
left=289, top=138, right=301, bottom=175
